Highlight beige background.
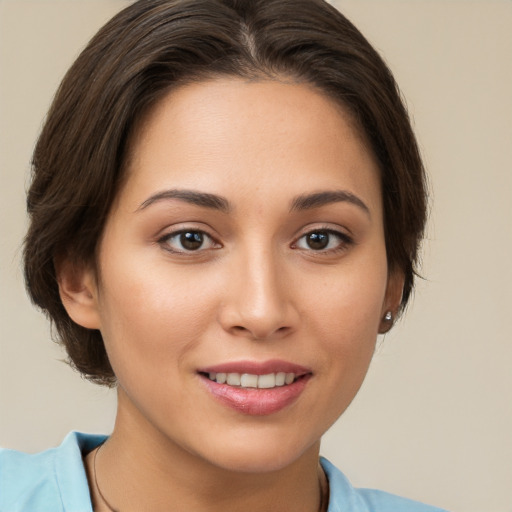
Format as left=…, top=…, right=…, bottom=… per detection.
left=1, top=1, right=511, bottom=511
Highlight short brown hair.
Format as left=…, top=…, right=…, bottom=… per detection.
left=24, top=0, right=427, bottom=385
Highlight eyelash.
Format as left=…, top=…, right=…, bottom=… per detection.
left=293, top=227, right=354, bottom=254
left=158, top=229, right=220, bottom=254
left=157, top=227, right=353, bottom=255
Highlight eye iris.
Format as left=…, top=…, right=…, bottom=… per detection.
left=180, top=231, right=203, bottom=250
left=306, top=231, right=329, bottom=250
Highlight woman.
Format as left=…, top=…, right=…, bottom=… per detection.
left=0, top=0, right=448, bottom=510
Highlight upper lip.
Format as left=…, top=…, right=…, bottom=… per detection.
left=198, top=359, right=311, bottom=376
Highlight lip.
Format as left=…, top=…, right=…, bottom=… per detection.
left=198, top=360, right=312, bottom=416
left=198, top=359, right=311, bottom=376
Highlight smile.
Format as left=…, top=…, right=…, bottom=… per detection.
left=206, top=372, right=296, bottom=389
left=198, top=361, right=311, bottom=415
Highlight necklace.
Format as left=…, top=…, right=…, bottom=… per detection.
left=92, top=443, right=329, bottom=512
left=93, top=442, right=119, bottom=512
left=317, top=462, right=329, bottom=512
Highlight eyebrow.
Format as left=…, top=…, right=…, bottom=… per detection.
left=290, top=190, right=370, bottom=215
left=137, top=189, right=231, bottom=213
left=137, top=188, right=369, bottom=216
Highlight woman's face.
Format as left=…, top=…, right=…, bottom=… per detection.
left=76, top=78, right=400, bottom=472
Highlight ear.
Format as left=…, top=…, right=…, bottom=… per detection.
left=378, top=269, right=405, bottom=334
left=55, top=256, right=101, bottom=330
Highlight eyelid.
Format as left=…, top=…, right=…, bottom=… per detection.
left=291, top=225, right=354, bottom=253
left=155, top=223, right=353, bottom=255
left=157, top=226, right=221, bottom=254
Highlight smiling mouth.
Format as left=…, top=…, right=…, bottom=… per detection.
left=201, top=371, right=299, bottom=389
left=198, top=363, right=311, bottom=415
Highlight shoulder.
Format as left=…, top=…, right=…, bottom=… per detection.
left=320, top=457, right=450, bottom=512
left=0, top=431, right=106, bottom=512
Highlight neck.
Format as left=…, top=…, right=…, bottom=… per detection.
left=86, top=390, right=327, bottom=512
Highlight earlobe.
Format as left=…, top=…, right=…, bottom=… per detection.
left=55, top=257, right=101, bottom=330
left=378, top=270, right=405, bottom=334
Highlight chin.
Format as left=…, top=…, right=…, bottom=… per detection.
left=193, top=431, right=321, bottom=474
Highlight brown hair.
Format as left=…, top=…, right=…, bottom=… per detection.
left=24, top=0, right=427, bottom=385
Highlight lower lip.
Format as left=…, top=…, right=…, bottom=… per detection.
left=200, top=375, right=311, bottom=416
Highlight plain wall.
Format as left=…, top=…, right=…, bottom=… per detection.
left=0, top=1, right=511, bottom=511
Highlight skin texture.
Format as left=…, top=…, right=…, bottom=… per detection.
left=59, top=78, right=403, bottom=512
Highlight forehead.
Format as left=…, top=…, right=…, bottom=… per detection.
left=119, top=78, right=381, bottom=213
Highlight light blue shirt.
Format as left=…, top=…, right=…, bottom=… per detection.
left=0, top=432, right=449, bottom=511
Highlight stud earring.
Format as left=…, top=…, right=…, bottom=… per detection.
left=384, top=311, right=392, bottom=322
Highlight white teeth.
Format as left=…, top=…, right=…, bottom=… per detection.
left=275, top=372, right=286, bottom=386
left=207, top=372, right=297, bottom=388
left=226, top=373, right=241, bottom=386
left=258, top=373, right=275, bottom=389
left=240, top=374, right=258, bottom=388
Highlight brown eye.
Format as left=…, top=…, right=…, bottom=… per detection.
left=180, top=231, right=204, bottom=250
left=305, top=231, right=329, bottom=250
left=295, top=229, right=353, bottom=253
left=160, top=230, right=218, bottom=253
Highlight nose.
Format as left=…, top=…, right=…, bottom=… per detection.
left=217, top=246, right=299, bottom=341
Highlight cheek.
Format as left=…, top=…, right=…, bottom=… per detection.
left=305, top=260, right=388, bottom=342
left=95, top=255, right=219, bottom=376
left=301, top=253, right=388, bottom=385
left=303, top=279, right=385, bottom=427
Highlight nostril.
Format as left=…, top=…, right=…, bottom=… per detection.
left=230, top=324, right=291, bottom=340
